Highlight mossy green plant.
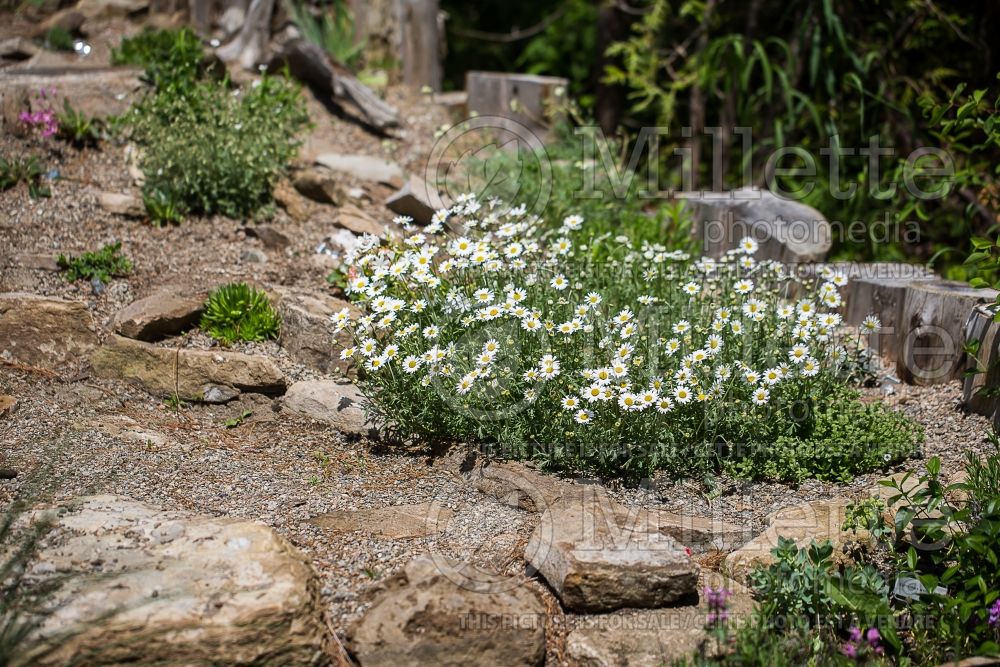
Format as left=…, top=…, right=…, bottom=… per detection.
left=200, top=283, right=280, bottom=345
left=57, top=242, right=132, bottom=283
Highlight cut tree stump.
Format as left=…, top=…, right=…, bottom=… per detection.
left=962, top=305, right=1000, bottom=423
left=843, top=263, right=936, bottom=361
left=896, top=281, right=998, bottom=385
left=465, top=71, right=567, bottom=137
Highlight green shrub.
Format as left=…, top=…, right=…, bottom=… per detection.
left=40, top=26, right=74, bottom=52
left=200, top=283, right=280, bottom=345
left=0, top=156, right=50, bottom=199
left=723, top=386, right=923, bottom=483
left=57, top=242, right=132, bottom=283
left=111, top=27, right=205, bottom=91
left=124, top=75, right=308, bottom=220
left=335, top=193, right=921, bottom=482
left=885, top=450, right=1000, bottom=663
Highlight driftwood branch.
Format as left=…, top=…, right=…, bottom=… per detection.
left=269, top=38, right=400, bottom=130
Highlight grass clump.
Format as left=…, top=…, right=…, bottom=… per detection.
left=57, top=242, right=132, bottom=283
left=334, top=193, right=922, bottom=482
left=200, top=283, right=280, bottom=345
left=0, top=156, right=50, bottom=199
left=56, top=100, right=101, bottom=148
left=114, top=28, right=309, bottom=223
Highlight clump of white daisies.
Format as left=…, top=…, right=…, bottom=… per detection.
left=332, top=194, right=920, bottom=481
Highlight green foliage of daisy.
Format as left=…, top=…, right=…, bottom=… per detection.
left=200, top=283, right=280, bottom=346
left=335, top=194, right=922, bottom=483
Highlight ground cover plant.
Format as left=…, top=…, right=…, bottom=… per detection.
left=114, top=28, right=309, bottom=222
left=334, top=194, right=922, bottom=481
left=677, top=433, right=1000, bottom=666
left=57, top=242, right=132, bottom=283
left=200, top=283, right=281, bottom=346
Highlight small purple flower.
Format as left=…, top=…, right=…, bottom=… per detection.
left=848, top=626, right=862, bottom=643
left=841, top=643, right=858, bottom=659
left=866, top=628, right=881, bottom=646
left=989, top=599, right=1000, bottom=627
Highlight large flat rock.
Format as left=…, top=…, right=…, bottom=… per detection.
left=91, top=334, right=286, bottom=401
left=526, top=489, right=699, bottom=612
left=113, top=289, right=206, bottom=341
left=281, top=380, right=372, bottom=434
left=0, top=293, right=98, bottom=369
left=309, top=502, right=453, bottom=539
left=564, top=571, right=754, bottom=667
left=17, top=495, right=333, bottom=667
left=270, top=287, right=360, bottom=374
left=347, top=557, right=547, bottom=667
left=723, top=497, right=870, bottom=583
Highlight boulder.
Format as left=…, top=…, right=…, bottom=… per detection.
left=312, top=153, right=404, bottom=188
left=0, top=68, right=144, bottom=132
left=723, top=497, right=869, bottom=583
left=0, top=293, right=98, bottom=369
left=385, top=174, right=446, bottom=225
left=270, top=287, right=360, bottom=374
left=97, top=192, right=144, bottom=218
left=91, top=335, right=286, bottom=402
left=526, top=489, right=699, bottom=612
left=292, top=167, right=344, bottom=205
left=113, top=290, right=206, bottom=341
left=272, top=179, right=310, bottom=221
left=335, top=204, right=386, bottom=236
left=346, top=557, right=547, bottom=667
left=280, top=380, right=372, bottom=434
left=564, top=571, right=754, bottom=667
left=244, top=225, right=292, bottom=250
left=309, top=502, right=453, bottom=539
left=680, top=189, right=831, bottom=265
left=473, top=462, right=747, bottom=551
left=0, top=37, right=39, bottom=61
left=17, top=495, right=333, bottom=667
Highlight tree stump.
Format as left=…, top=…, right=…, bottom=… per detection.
left=843, top=263, right=936, bottom=361
left=962, top=305, right=1000, bottom=423
left=896, top=281, right=998, bottom=385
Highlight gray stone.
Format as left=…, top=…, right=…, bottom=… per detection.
left=680, top=189, right=831, bottom=264
left=98, top=191, right=144, bottom=218
left=346, top=557, right=547, bottom=667
left=281, top=380, right=372, bottom=434
left=0, top=68, right=143, bottom=133
left=245, top=225, right=292, bottom=250
left=385, top=174, right=447, bottom=225
left=313, top=153, right=404, bottom=188
left=564, top=572, right=754, bottom=667
left=91, top=335, right=286, bottom=401
left=0, top=293, right=98, bottom=370
left=0, top=37, right=39, bottom=60
left=7, top=254, right=60, bottom=271
left=723, top=497, right=869, bottom=584
left=292, top=167, right=344, bottom=205
left=526, top=489, right=699, bottom=612
left=335, top=204, right=386, bottom=236
left=113, top=290, right=205, bottom=341
left=270, top=287, right=360, bottom=374
left=17, top=495, right=333, bottom=667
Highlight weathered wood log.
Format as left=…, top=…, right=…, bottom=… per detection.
left=396, top=0, right=442, bottom=90
left=842, top=263, right=936, bottom=360
left=896, top=281, right=998, bottom=385
left=962, top=305, right=1000, bottom=422
left=269, top=38, right=400, bottom=130
left=216, top=0, right=274, bottom=71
